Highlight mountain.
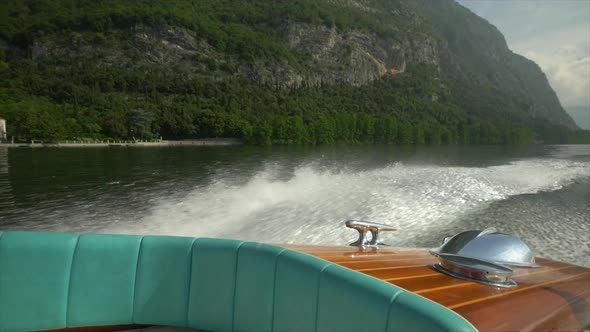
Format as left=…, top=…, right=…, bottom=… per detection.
left=566, top=106, right=590, bottom=130
left=0, top=0, right=585, bottom=144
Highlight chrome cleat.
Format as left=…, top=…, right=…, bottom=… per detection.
left=345, top=220, right=397, bottom=247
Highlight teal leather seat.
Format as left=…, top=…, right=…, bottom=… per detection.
left=0, top=231, right=476, bottom=332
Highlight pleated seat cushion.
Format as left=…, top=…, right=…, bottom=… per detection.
left=0, top=231, right=476, bottom=332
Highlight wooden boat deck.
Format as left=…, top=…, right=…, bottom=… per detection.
left=286, top=245, right=590, bottom=332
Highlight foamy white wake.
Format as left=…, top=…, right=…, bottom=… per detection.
left=117, top=158, right=589, bottom=249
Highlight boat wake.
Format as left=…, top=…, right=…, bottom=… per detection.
left=132, top=158, right=589, bottom=253
left=2, top=146, right=589, bottom=267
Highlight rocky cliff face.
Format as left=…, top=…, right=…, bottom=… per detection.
left=250, top=23, right=410, bottom=88
left=1, top=0, right=577, bottom=129
left=27, top=22, right=439, bottom=89
left=279, top=23, right=440, bottom=87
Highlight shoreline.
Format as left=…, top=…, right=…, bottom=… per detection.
left=0, top=138, right=243, bottom=148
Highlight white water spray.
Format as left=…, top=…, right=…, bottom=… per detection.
left=129, top=158, right=589, bottom=249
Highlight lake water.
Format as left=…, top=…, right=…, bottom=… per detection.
left=0, top=144, right=589, bottom=267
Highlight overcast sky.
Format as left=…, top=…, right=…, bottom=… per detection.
left=457, top=0, right=590, bottom=108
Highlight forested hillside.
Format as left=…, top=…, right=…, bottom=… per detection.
left=1, top=0, right=588, bottom=144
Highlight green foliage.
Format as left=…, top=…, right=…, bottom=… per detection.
left=0, top=96, right=65, bottom=141
left=0, top=0, right=402, bottom=67
left=128, top=108, right=156, bottom=139
left=103, top=111, right=128, bottom=138
left=0, top=0, right=587, bottom=145
left=0, top=59, right=572, bottom=144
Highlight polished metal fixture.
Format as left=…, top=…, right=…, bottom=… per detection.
left=345, top=220, right=396, bottom=246
left=432, top=254, right=517, bottom=288
left=430, top=228, right=539, bottom=267
left=430, top=228, right=539, bottom=288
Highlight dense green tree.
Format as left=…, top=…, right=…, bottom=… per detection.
left=103, top=111, right=129, bottom=138
left=9, top=99, right=65, bottom=142
left=128, top=108, right=156, bottom=139
left=414, top=125, right=426, bottom=145
left=252, top=120, right=273, bottom=145
left=0, top=0, right=587, bottom=145
left=399, top=124, right=414, bottom=145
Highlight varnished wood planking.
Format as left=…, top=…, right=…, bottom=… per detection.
left=393, top=274, right=471, bottom=292
left=410, top=265, right=578, bottom=295
left=335, top=257, right=436, bottom=270
left=533, top=288, right=590, bottom=332
left=455, top=278, right=590, bottom=332
left=439, top=270, right=590, bottom=308
left=284, top=245, right=590, bottom=332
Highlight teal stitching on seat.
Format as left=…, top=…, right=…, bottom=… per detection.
left=131, top=236, right=145, bottom=323
left=134, top=235, right=195, bottom=327
left=231, top=241, right=246, bottom=332
left=68, top=233, right=142, bottom=326
left=314, top=263, right=332, bottom=332
left=65, top=235, right=81, bottom=325
left=188, top=238, right=244, bottom=331
left=183, top=237, right=198, bottom=328
left=269, top=248, right=287, bottom=332
left=1, top=231, right=79, bottom=331
left=0, top=232, right=477, bottom=332
left=384, top=287, right=403, bottom=331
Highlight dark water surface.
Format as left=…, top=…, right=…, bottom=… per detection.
left=0, top=145, right=588, bottom=266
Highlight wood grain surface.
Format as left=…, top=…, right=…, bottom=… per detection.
left=285, top=245, right=590, bottom=332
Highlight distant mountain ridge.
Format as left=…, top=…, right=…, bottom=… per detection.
left=566, top=106, right=590, bottom=130
left=0, top=0, right=585, bottom=144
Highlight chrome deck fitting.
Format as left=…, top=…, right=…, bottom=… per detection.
left=430, top=228, right=539, bottom=267
left=345, top=220, right=396, bottom=247
left=430, top=228, right=539, bottom=288
left=432, top=254, right=517, bottom=288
